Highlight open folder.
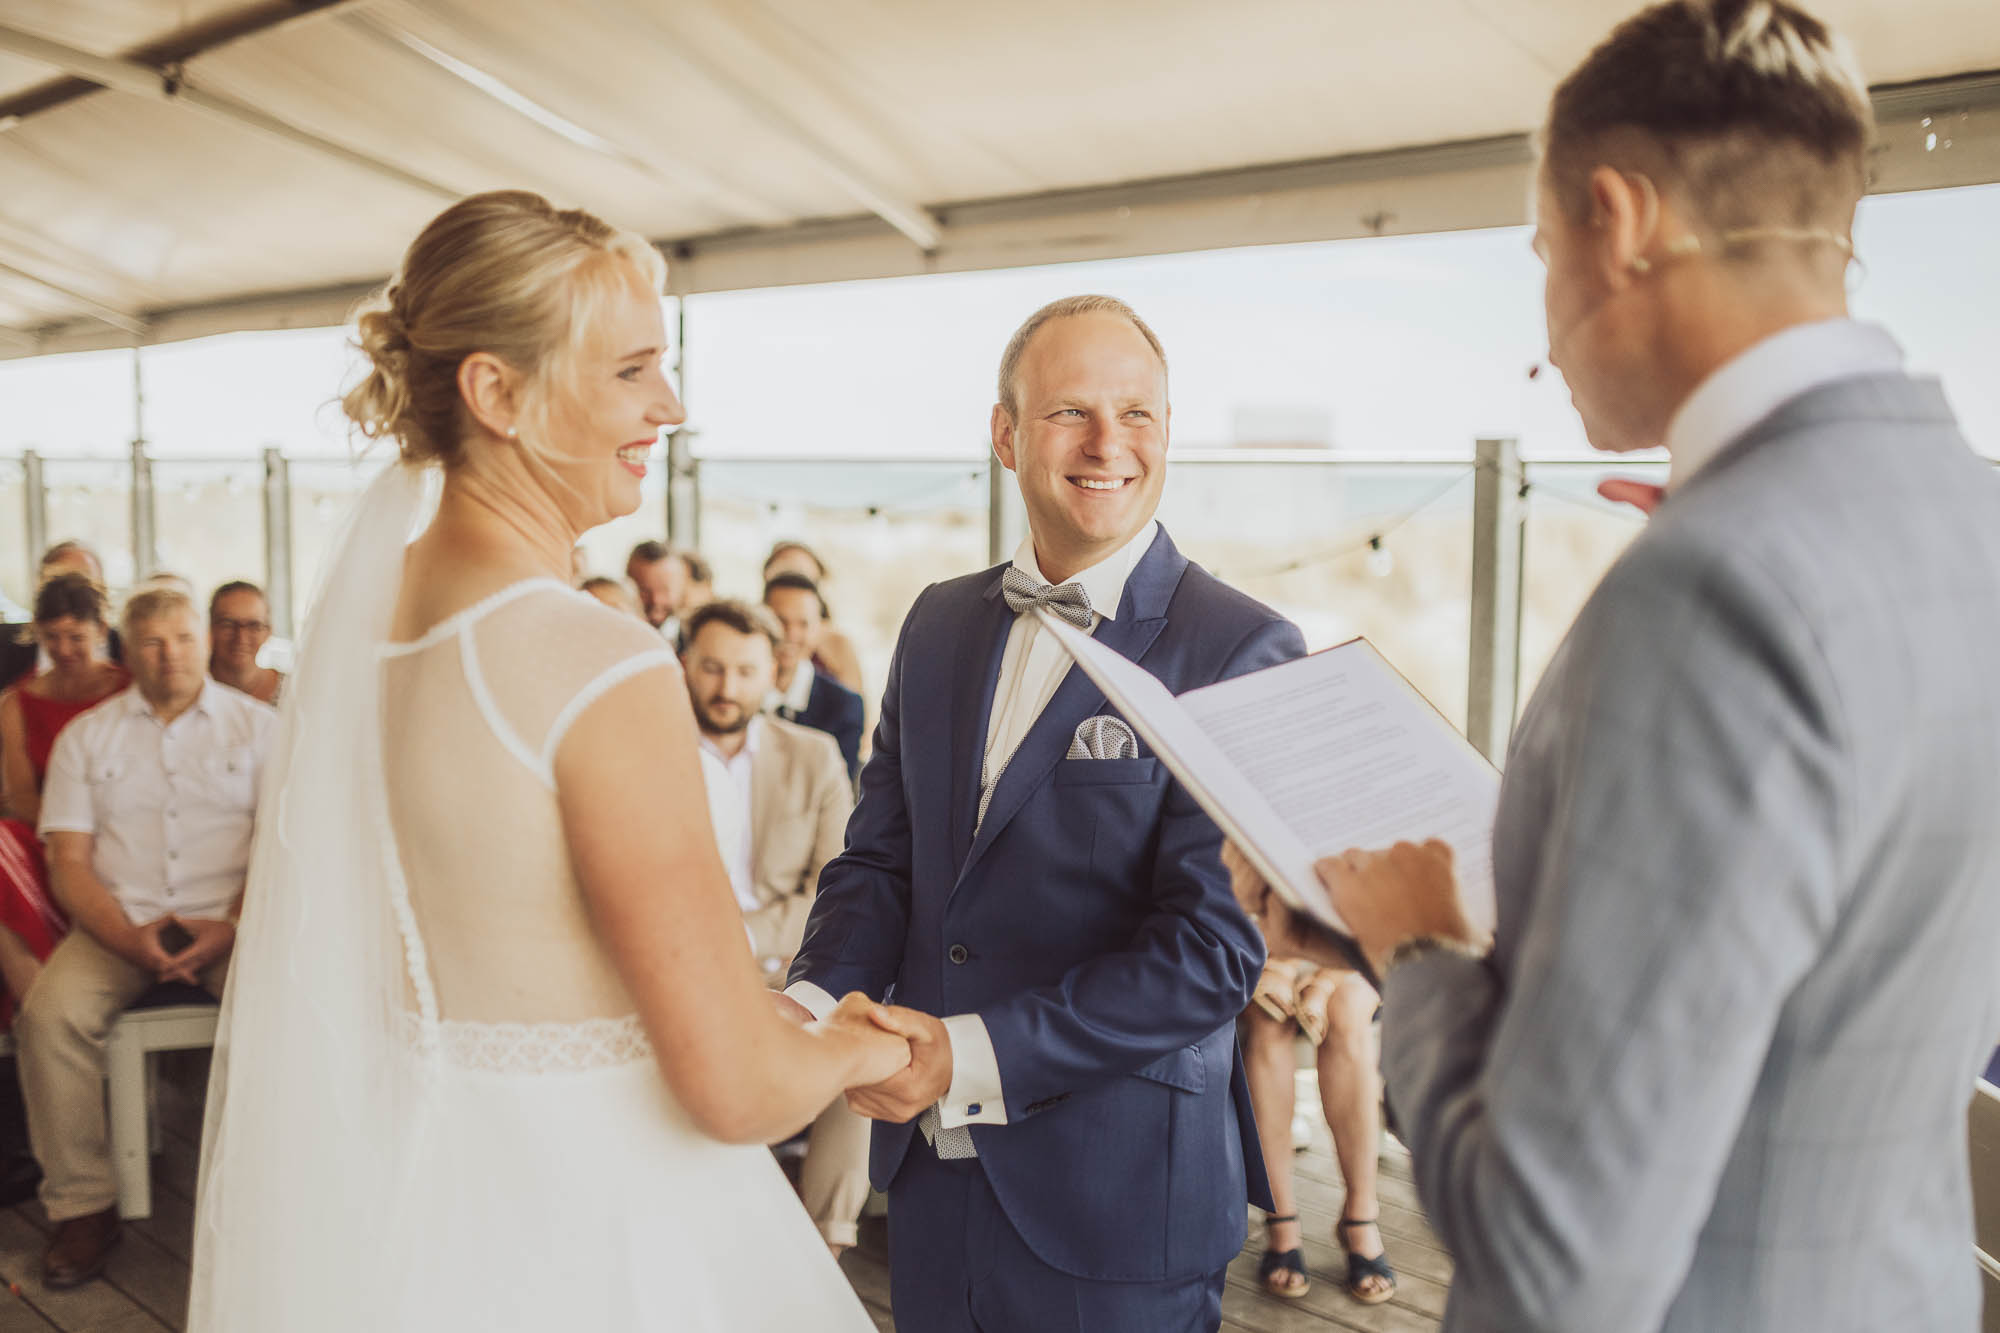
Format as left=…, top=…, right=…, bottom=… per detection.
left=1037, top=609, right=1500, bottom=955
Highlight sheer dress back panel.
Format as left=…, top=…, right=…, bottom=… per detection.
left=380, top=580, right=681, bottom=1036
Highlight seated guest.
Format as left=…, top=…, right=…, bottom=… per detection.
left=136, top=572, right=195, bottom=597
left=207, top=581, right=284, bottom=705
left=624, top=539, right=687, bottom=644
left=0, top=573, right=128, bottom=1018
left=677, top=549, right=714, bottom=615
left=682, top=600, right=870, bottom=1255
left=580, top=576, right=643, bottom=618
left=20, top=585, right=274, bottom=1288
left=2, top=543, right=118, bottom=690
left=761, top=541, right=863, bottom=695
left=1242, top=961, right=1394, bottom=1305
left=762, top=573, right=863, bottom=782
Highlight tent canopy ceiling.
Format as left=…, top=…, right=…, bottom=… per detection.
left=1, top=0, right=1996, bottom=358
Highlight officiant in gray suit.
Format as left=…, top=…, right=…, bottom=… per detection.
left=1230, top=3, right=2000, bottom=1330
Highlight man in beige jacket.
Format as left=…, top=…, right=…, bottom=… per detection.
left=683, top=599, right=870, bottom=1252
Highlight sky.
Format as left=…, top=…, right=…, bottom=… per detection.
left=0, top=182, right=1996, bottom=466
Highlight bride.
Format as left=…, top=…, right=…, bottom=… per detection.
left=187, top=191, right=908, bottom=1330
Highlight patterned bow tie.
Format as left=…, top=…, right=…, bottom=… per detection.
left=1001, top=565, right=1094, bottom=629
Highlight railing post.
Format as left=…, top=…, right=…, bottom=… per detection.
left=129, top=437, right=156, bottom=582
left=666, top=428, right=699, bottom=550
left=262, top=447, right=294, bottom=637
left=1466, top=436, right=1525, bottom=762
left=987, top=453, right=1025, bottom=567
left=22, top=449, right=46, bottom=574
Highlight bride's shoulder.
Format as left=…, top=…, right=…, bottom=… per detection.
left=495, top=583, right=676, bottom=667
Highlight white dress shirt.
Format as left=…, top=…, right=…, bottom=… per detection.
left=1666, top=318, right=1904, bottom=490
left=39, top=681, right=276, bottom=925
left=789, top=520, right=1159, bottom=1132
left=698, top=718, right=764, bottom=916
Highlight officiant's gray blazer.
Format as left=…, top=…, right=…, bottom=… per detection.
left=1382, top=372, right=2000, bottom=1332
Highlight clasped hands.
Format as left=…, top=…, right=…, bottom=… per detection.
left=1223, top=839, right=1488, bottom=979
left=125, top=914, right=235, bottom=986
left=777, top=990, right=954, bottom=1123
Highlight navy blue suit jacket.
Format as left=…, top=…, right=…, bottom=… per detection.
left=790, top=527, right=1304, bottom=1282
left=781, top=670, right=864, bottom=782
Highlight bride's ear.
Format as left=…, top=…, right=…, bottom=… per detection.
left=458, top=352, right=522, bottom=441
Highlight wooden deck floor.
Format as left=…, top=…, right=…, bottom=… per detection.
left=0, top=1059, right=1448, bottom=1333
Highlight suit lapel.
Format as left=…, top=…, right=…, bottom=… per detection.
left=955, top=528, right=1185, bottom=885
left=948, top=579, right=1016, bottom=869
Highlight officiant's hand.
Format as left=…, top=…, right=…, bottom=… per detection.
left=1315, top=840, right=1489, bottom=980
left=844, top=1005, right=951, bottom=1123
left=1222, top=841, right=1353, bottom=972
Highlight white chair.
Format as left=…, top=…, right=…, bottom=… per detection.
left=0, top=1000, right=219, bottom=1221
left=105, top=1003, right=219, bottom=1219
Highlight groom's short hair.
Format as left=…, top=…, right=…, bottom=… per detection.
left=1541, top=0, right=1872, bottom=237
left=996, top=295, right=1166, bottom=419
left=683, top=598, right=780, bottom=652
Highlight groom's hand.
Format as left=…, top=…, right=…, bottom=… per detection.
left=844, top=1005, right=952, bottom=1123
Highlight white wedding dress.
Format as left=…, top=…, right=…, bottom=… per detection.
left=188, top=466, right=873, bottom=1332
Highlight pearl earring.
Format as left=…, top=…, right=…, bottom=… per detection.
left=506, top=426, right=518, bottom=438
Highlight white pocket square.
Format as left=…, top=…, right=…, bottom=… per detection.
left=1068, top=715, right=1139, bottom=760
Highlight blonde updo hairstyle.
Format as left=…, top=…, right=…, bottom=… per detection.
left=342, top=190, right=667, bottom=468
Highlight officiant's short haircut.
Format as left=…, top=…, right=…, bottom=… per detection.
left=683, top=599, right=781, bottom=652
left=1541, top=0, right=1871, bottom=237
left=996, top=295, right=1166, bottom=419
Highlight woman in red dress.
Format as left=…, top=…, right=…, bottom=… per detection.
left=0, top=573, right=127, bottom=1022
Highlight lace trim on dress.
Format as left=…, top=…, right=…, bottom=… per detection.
left=403, top=1012, right=654, bottom=1074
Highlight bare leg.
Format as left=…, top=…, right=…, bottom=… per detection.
left=1242, top=1006, right=1308, bottom=1296
left=0, top=927, right=43, bottom=1007
left=1315, top=974, right=1392, bottom=1302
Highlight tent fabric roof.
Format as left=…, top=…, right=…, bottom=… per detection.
left=1, top=0, right=1997, bottom=357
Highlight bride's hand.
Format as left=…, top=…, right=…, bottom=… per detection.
left=815, top=992, right=912, bottom=1086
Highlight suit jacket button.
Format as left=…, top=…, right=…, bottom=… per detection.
left=948, top=945, right=968, bottom=964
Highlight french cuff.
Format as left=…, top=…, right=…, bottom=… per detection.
left=784, top=980, right=839, bottom=1023
left=935, top=1014, right=1008, bottom=1128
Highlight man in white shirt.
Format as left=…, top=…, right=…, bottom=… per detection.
left=785, top=296, right=1305, bottom=1331
left=20, top=586, right=275, bottom=1288
left=683, top=599, right=870, bottom=1254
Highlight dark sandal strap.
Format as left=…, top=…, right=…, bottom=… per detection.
left=1263, top=1213, right=1299, bottom=1226
left=1258, top=1247, right=1307, bottom=1279
left=1336, top=1215, right=1378, bottom=1231
left=1344, top=1249, right=1396, bottom=1288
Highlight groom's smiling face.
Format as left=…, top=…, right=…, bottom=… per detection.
left=992, top=311, right=1169, bottom=584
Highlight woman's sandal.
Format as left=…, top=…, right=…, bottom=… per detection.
left=1257, top=1214, right=1311, bottom=1299
left=1336, top=1215, right=1397, bottom=1306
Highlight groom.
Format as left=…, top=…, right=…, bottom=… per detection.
left=786, top=295, right=1304, bottom=1331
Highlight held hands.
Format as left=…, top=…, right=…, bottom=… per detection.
left=814, top=991, right=913, bottom=1089
left=844, top=1004, right=953, bottom=1124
